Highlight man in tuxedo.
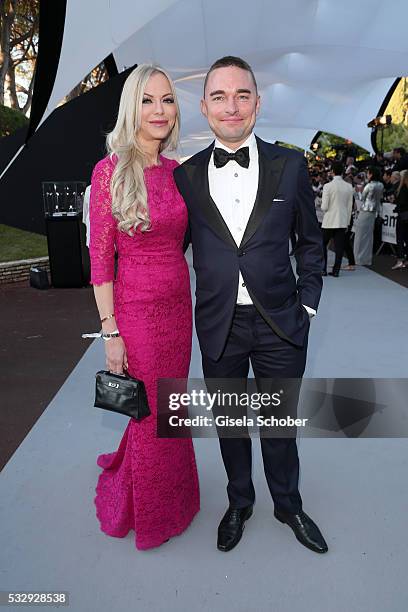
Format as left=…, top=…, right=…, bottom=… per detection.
left=321, top=161, right=354, bottom=276
left=173, top=56, right=327, bottom=554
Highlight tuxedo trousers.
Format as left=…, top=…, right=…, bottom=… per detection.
left=322, top=227, right=347, bottom=273
left=202, top=305, right=308, bottom=514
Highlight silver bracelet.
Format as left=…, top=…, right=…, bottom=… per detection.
left=102, top=330, right=121, bottom=341
left=82, top=329, right=121, bottom=340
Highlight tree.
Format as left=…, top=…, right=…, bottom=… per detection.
left=377, top=77, right=408, bottom=151
left=61, top=62, right=108, bottom=105
left=0, top=103, right=28, bottom=136
left=1, top=0, right=107, bottom=125
left=377, top=122, right=408, bottom=152
left=314, top=132, right=370, bottom=161
left=0, top=0, right=39, bottom=115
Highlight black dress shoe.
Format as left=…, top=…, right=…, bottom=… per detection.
left=329, top=270, right=339, bottom=277
left=274, top=509, right=328, bottom=553
left=217, top=505, right=253, bottom=552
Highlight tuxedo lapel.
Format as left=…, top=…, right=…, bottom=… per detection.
left=239, top=136, right=287, bottom=248
left=182, top=136, right=286, bottom=250
left=183, top=143, right=237, bottom=248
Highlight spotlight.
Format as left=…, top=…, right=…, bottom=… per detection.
left=367, top=115, right=392, bottom=128
left=367, top=115, right=392, bottom=155
left=379, top=115, right=392, bottom=125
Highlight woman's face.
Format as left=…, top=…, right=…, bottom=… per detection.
left=137, top=72, right=177, bottom=146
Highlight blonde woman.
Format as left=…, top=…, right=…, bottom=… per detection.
left=89, top=64, right=200, bottom=550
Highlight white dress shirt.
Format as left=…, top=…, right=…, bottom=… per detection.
left=208, top=132, right=258, bottom=304
left=208, top=132, right=315, bottom=316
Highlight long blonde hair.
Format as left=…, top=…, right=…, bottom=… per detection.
left=397, top=169, right=408, bottom=196
left=106, top=64, right=180, bottom=234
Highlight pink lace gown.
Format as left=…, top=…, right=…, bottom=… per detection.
left=89, top=154, right=200, bottom=550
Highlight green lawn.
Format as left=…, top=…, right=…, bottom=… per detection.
left=0, top=224, right=48, bottom=263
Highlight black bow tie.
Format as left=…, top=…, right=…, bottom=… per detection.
left=213, top=146, right=250, bottom=169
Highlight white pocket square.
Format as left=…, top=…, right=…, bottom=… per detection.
left=273, top=198, right=286, bottom=202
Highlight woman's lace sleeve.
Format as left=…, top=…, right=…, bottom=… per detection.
left=89, top=159, right=117, bottom=285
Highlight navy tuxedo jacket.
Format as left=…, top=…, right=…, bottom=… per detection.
left=173, top=135, right=324, bottom=361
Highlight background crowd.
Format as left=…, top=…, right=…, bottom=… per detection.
left=303, top=146, right=408, bottom=275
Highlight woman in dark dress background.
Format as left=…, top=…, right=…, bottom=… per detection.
left=392, top=169, right=408, bottom=269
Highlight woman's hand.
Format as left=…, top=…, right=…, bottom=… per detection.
left=104, top=336, right=128, bottom=374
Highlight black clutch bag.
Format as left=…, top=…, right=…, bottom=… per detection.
left=94, top=370, right=151, bottom=421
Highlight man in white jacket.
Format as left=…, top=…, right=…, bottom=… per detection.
left=321, top=161, right=354, bottom=277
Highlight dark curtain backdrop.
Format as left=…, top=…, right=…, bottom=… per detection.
left=0, top=66, right=134, bottom=234
left=0, top=127, right=28, bottom=174
left=26, top=0, right=68, bottom=143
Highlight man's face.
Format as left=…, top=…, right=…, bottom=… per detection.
left=383, top=173, right=391, bottom=183
left=201, top=66, right=260, bottom=150
left=393, top=150, right=401, bottom=161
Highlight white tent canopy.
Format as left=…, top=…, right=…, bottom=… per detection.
left=45, top=0, right=408, bottom=155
